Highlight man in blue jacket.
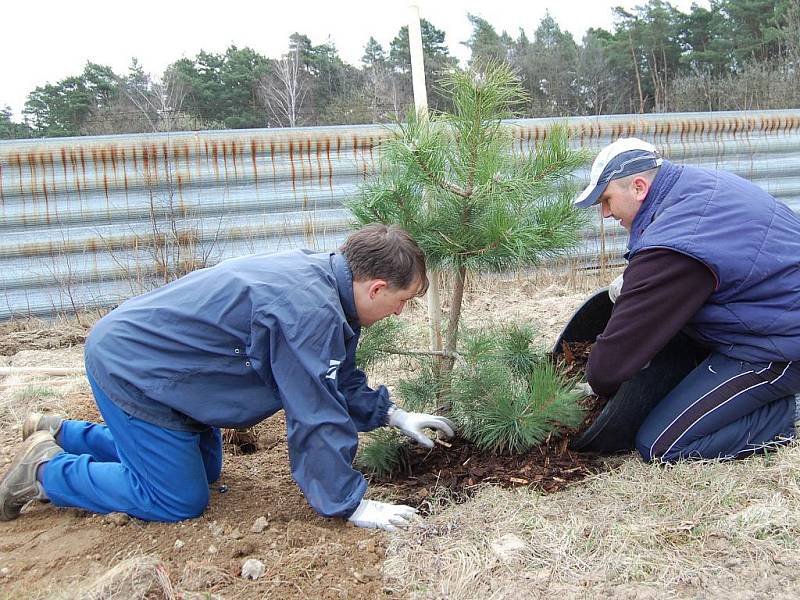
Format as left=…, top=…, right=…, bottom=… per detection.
left=0, top=224, right=454, bottom=530
left=574, top=138, right=800, bottom=463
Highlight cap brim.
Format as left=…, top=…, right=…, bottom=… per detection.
left=573, top=181, right=606, bottom=208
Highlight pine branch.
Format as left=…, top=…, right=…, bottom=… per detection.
left=411, top=152, right=470, bottom=198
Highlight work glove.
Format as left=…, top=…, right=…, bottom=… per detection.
left=388, top=406, right=455, bottom=449
left=572, top=382, right=596, bottom=397
left=347, top=499, right=417, bottom=532
left=608, top=274, right=624, bottom=303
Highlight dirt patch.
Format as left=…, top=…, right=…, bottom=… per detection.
left=0, top=327, right=87, bottom=357
left=0, top=413, right=396, bottom=600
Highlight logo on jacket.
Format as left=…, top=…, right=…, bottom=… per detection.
left=326, top=359, right=341, bottom=380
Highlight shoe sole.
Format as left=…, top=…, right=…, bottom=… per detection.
left=0, top=431, right=57, bottom=521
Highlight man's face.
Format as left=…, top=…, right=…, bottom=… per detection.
left=599, top=177, right=648, bottom=231
left=354, top=278, right=421, bottom=327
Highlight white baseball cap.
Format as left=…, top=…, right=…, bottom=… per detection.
left=574, top=138, right=663, bottom=208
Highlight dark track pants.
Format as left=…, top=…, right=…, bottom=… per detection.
left=636, top=352, right=800, bottom=463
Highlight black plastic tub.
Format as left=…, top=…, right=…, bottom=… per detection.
left=553, top=288, right=702, bottom=453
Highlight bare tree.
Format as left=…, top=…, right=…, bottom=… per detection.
left=362, top=62, right=403, bottom=122
left=118, top=69, right=189, bottom=132
left=258, top=47, right=308, bottom=128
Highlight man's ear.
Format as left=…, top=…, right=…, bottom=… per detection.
left=632, top=175, right=651, bottom=202
left=367, top=279, right=388, bottom=299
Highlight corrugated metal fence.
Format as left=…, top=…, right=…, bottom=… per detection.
left=2, top=109, right=799, bottom=320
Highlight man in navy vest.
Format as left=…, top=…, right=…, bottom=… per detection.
left=574, top=138, right=800, bottom=462
left=0, top=224, right=454, bottom=530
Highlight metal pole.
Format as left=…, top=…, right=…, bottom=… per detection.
left=408, top=2, right=443, bottom=354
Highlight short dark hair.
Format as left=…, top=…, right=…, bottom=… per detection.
left=341, top=224, right=428, bottom=295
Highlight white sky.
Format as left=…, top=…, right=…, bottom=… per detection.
left=2, top=0, right=709, bottom=121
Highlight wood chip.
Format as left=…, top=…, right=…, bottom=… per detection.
left=434, top=438, right=452, bottom=448
left=509, top=477, right=529, bottom=485
left=561, top=340, right=575, bottom=363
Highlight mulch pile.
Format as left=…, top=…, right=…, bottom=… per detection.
left=372, top=341, right=615, bottom=508
left=555, top=340, right=610, bottom=439
left=381, top=436, right=604, bottom=511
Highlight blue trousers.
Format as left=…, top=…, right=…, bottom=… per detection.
left=636, top=352, right=800, bottom=463
left=41, top=374, right=222, bottom=521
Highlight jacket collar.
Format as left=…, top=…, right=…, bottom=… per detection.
left=627, top=160, right=683, bottom=256
left=331, top=253, right=359, bottom=324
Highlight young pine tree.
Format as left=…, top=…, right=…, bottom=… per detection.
left=348, top=61, right=587, bottom=376
left=351, top=62, right=589, bottom=472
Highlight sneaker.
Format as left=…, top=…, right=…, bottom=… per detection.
left=0, top=431, right=61, bottom=521
left=22, top=413, right=64, bottom=441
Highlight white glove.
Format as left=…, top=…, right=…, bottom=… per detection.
left=572, top=382, right=596, bottom=397
left=608, top=274, right=624, bottom=303
left=347, top=499, right=417, bottom=532
left=388, top=406, right=455, bottom=448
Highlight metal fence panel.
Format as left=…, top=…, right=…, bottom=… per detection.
left=1, top=110, right=799, bottom=320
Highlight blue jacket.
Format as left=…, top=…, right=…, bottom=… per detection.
left=84, top=250, right=391, bottom=518
left=627, top=161, right=800, bottom=362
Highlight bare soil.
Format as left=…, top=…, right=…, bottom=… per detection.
left=0, top=277, right=597, bottom=599
left=1, top=396, right=393, bottom=599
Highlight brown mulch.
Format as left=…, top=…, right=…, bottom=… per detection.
left=557, top=340, right=593, bottom=379
left=372, top=342, right=624, bottom=512
left=379, top=436, right=606, bottom=511
left=556, top=340, right=610, bottom=439
left=372, top=341, right=617, bottom=509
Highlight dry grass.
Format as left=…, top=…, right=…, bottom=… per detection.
left=71, top=554, right=177, bottom=600
left=384, top=446, right=800, bottom=599
left=0, top=380, right=83, bottom=431
left=0, top=311, right=101, bottom=336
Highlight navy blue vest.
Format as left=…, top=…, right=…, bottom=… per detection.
left=627, top=161, right=800, bottom=362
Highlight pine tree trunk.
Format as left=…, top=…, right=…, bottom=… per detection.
left=442, top=264, right=467, bottom=376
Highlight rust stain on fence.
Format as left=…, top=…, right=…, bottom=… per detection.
left=210, top=141, right=220, bottom=180
left=110, top=145, right=119, bottom=180
left=121, top=149, right=129, bottom=194
left=305, top=138, right=313, bottom=189
left=230, top=140, right=239, bottom=179
left=161, top=143, right=170, bottom=182
left=325, top=138, right=333, bottom=190
left=288, top=140, right=297, bottom=193
left=250, top=139, right=259, bottom=189
left=269, top=141, right=277, bottom=187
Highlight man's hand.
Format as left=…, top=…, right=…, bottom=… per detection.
left=572, top=382, right=596, bottom=397
left=388, top=406, right=455, bottom=448
left=608, top=274, right=624, bottom=303
left=347, top=499, right=417, bottom=532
